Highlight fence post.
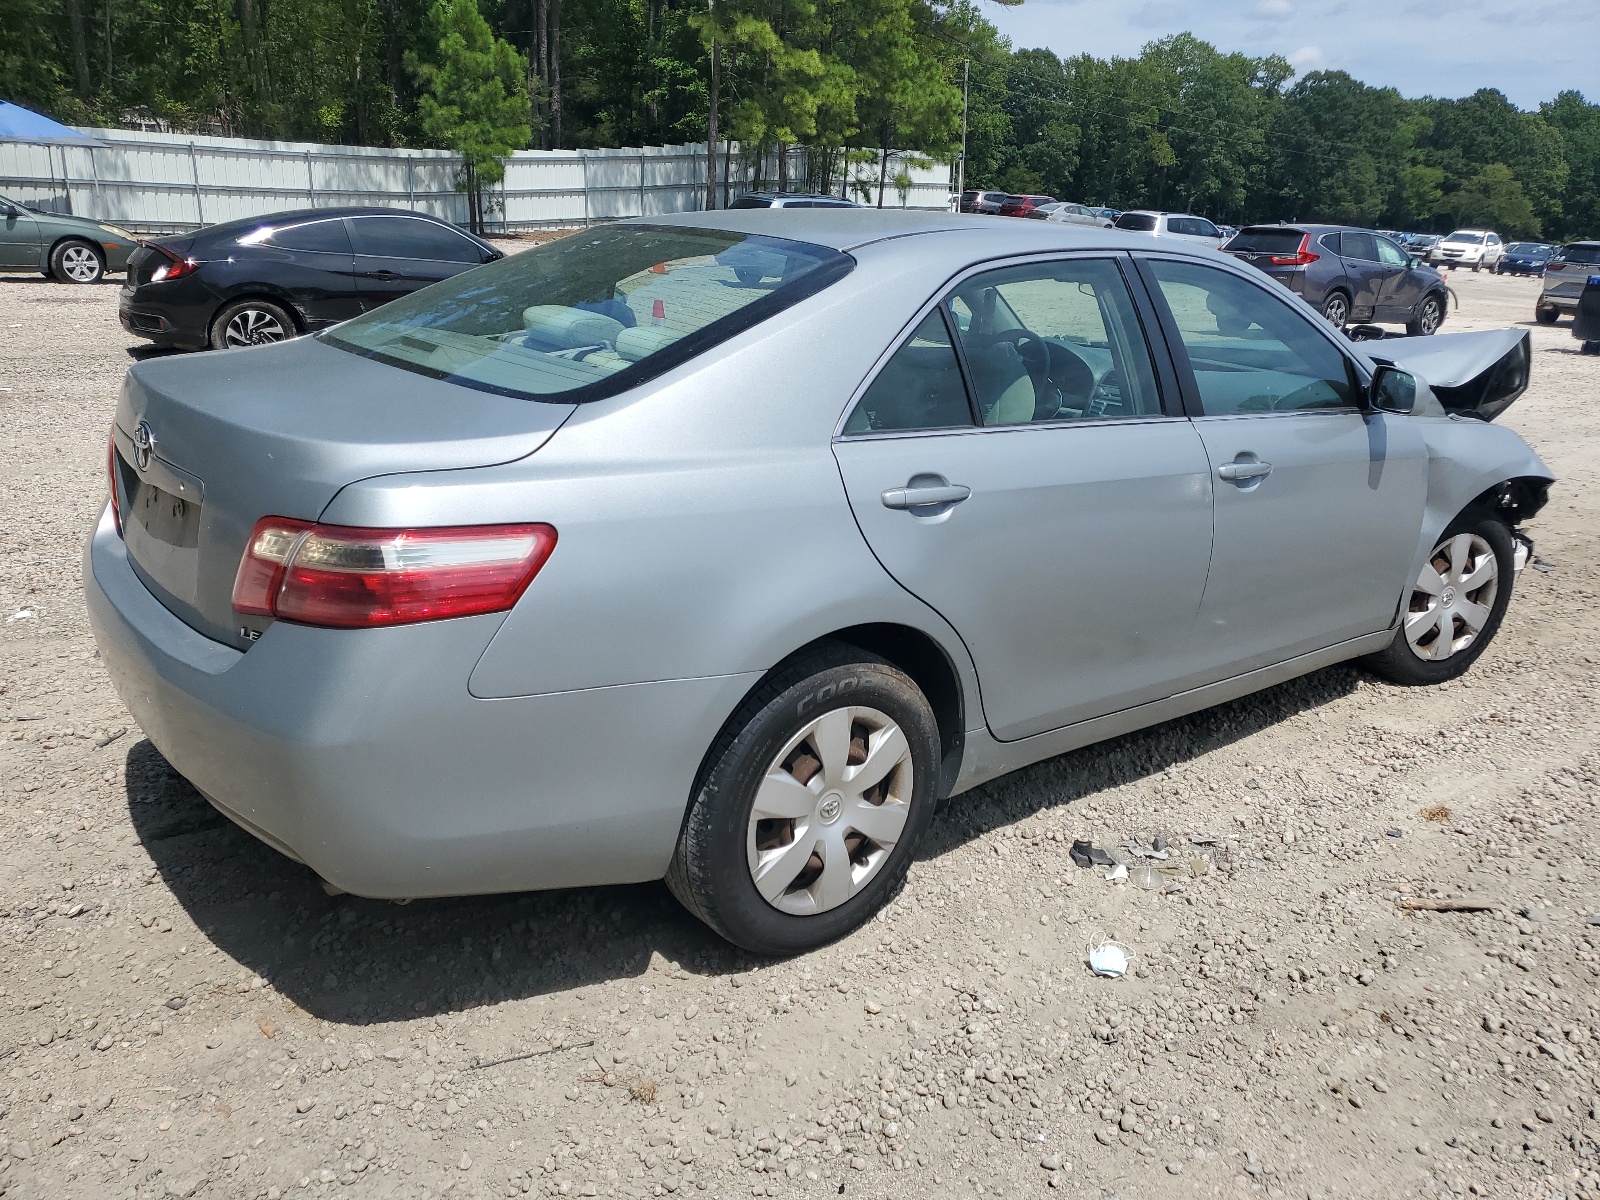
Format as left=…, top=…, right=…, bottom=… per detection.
left=639, top=150, right=646, bottom=218
left=581, top=152, right=590, bottom=228
left=406, top=157, right=415, bottom=210
left=87, top=145, right=102, bottom=219
left=187, top=141, right=204, bottom=226
left=306, top=148, right=316, bottom=205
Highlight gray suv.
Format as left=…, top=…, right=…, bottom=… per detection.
left=1225, top=224, right=1449, bottom=335
left=1536, top=241, right=1600, bottom=324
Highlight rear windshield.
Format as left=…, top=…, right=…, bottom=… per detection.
left=1445, top=232, right=1484, bottom=244
left=1559, top=243, right=1600, bottom=265
left=322, top=225, right=852, bottom=403
left=1224, top=228, right=1305, bottom=254
left=1115, top=213, right=1157, bottom=232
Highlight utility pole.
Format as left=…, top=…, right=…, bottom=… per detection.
left=957, top=58, right=970, bottom=201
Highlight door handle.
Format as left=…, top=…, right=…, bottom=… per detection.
left=372, top=269, right=400, bottom=280
left=881, top=483, right=971, bottom=510
left=1217, top=460, right=1272, bottom=481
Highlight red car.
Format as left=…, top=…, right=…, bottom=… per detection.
left=996, top=194, right=1055, bottom=218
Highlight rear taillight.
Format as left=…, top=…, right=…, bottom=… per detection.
left=231, top=519, right=557, bottom=629
left=1270, top=234, right=1320, bottom=267
left=1546, top=261, right=1565, bottom=272
left=107, top=431, right=122, bottom=537
left=148, top=247, right=199, bottom=283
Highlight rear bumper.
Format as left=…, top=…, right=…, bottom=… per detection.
left=84, top=505, right=757, bottom=898
left=1539, top=293, right=1579, bottom=311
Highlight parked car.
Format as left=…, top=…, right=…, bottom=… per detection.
left=1496, top=243, right=1555, bottom=276
left=960, top=190, right=1009, bottom=215
left=1113, top=210, right=1225, bottom=247
left=1042, top=202, right=1112, bottom=227
left=0, top=192, right=138, bottom=283
left=87, top=211, right=1552, bottom=954
left=729, top=192, right=859, bottom=209
left=1429, top=229, right=1505, bottom=271
left=119, top=207, right=501, bottom=352
left=1091, top=207, right=1123, bottom=223
left=1223, top=224, right=1449, bottom=335
left=1401, top=233, right=1441, bottom=259
left=996, top=194, right=1054, bottom=218
left=1536, top=240, right=1600, bottom=323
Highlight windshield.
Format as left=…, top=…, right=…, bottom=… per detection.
left=1445, top=232, right=1485, bottom=244
left=1558, top=243, right=1600, bottom=265
left=1115, top=213, right=1158, bottom=232
left=323, top=224, right=852, bottom=403
left=1506, top=243, right=1548, bottom=255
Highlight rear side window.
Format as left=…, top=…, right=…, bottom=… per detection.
left=348, top=215, right=485, bottom=262
left=729, top=196, right=774, bottom=209
left=263, top=219, right=352, bottom=254
left=324, top=225, right=853, bottom=403
left=1146, top=259, right=1356, bottom=416
left=1228, top=229, right=1308, bottom=255
left=842, top=311, right=973, bottom=434
left=1339, top=232, right=1378, bottom=262
left=1116, top=213, right=1157, bottom=232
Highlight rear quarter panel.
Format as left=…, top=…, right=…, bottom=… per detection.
left=318, top=235, right=986, bottom=712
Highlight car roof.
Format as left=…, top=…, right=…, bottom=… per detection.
left=637, top=209, right=1244, bottom=258
left=192, top=207, right=482, bottom=240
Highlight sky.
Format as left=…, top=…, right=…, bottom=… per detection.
left=982, top=0, right=1599, bottom=110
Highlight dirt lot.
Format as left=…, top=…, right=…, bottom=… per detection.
left=1, top=261, right=1598, bottom=1200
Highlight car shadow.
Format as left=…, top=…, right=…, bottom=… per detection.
left=125, top=662, right=1362, bottom=1024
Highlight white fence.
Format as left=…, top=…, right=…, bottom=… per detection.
left=0, top=127, right=952, bottom=233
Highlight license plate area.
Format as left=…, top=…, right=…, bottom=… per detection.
left=113, top=443, right=205, bottom=603
left=128, top=473, right=200, bottom=547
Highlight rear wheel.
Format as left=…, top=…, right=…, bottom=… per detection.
left=1362, top=513, right=1514, bottom=686
left=666, top=645, right=941, bottom=954
left=1406, top=293, right=1445, bottom=336
left=1535, top=305, right=1560, bottom=325
left=1320, top=290, right=1350, bottom=329
left=50, top=238, right=104, bottom=284
left=209, top=299, right=295, bottom=350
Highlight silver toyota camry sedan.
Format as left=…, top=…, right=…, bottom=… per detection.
left=87, top=211, right=1553, bottom=954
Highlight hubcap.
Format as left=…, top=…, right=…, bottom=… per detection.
left=62, top=245, right=99, bottom=281
left=224, top=308, right=287, bottom=348
left=746, top=706, right=913, bottom=917
left=1420, top=300, right=1441, bottom=334
left=1325, top=298, right=1347, bottom=326
left=1404, top=533, right=1499, bottom=662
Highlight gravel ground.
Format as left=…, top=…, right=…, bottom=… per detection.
left=1, top=262, right=1598, bottom=1200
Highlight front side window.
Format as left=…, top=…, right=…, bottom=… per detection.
left=324, top=225, right=852, bottom=403
left=842, top=311, right=973, bottom=434
left=348, top=215, right=485, bottom=262
left=947, top=258, right=1162, bottom=425
left=1375, top=237, right=1409, bottom=266
left=1146, top=259, right=1357, bottom=416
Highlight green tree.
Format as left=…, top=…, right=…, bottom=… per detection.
left=1450, top=162, right=1539, bottom=237
left=409, top=0, right=532, bottom=232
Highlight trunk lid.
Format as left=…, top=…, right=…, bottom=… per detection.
left=112, top=336, right=576, bottom=648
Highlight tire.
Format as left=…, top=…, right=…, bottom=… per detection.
left=1535, top=305, right=1560, bottom=325
left=665, top=644, right=941, bottom=955
left=1362, top=512, right=1515, bottom=686
left=1320, top=291, right=1350, bottom=329
left=49, top=238, right=104, bottom=284
left=209, top=299, right=296, bottom=350
left=1471, top=262, right=1480, bottom=272
left=1406, top=293, right=1446, bottom=337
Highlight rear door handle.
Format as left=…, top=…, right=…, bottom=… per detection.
left=1217, top=460, right=1272, bottom=481
left=882, top=483, right=971, bottom=510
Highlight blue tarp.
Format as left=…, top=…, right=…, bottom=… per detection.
left=0, top=100, right=103, bottom=145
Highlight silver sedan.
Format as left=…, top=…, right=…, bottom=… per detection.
left=87, top=211, right=1553, bottom=954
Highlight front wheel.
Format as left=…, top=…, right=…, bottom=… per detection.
left=666, top=646, right=941, bottom=954
left=1362, top=514, right=1515, bottom=686
left=50, top=238, right=104, bottom=284
left=1406, top=293, right=1445, bottom=336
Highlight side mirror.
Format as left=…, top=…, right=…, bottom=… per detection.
left=1409, top=257, right=1421, bottom=268
left=1370, top=365, right=1417, bottom=414
left=0, top=203, right=17, bottom=218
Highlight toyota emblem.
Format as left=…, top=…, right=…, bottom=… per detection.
left=132, top=421, right=156, bottom=471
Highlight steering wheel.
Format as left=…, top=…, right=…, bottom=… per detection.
left=988, top=329, right=1052, bottom=389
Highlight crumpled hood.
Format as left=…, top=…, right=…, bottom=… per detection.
left=1375, top=328, right=1531, bottom=422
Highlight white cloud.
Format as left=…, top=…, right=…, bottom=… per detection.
left=1254, top=0, right=1294, bottom=17
left=1288, top=44, right=1324, bottom=68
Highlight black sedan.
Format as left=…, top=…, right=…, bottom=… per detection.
left=120, top=207, right=501, bottom=351
left=1496, top=243, right=1555, bottom=276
